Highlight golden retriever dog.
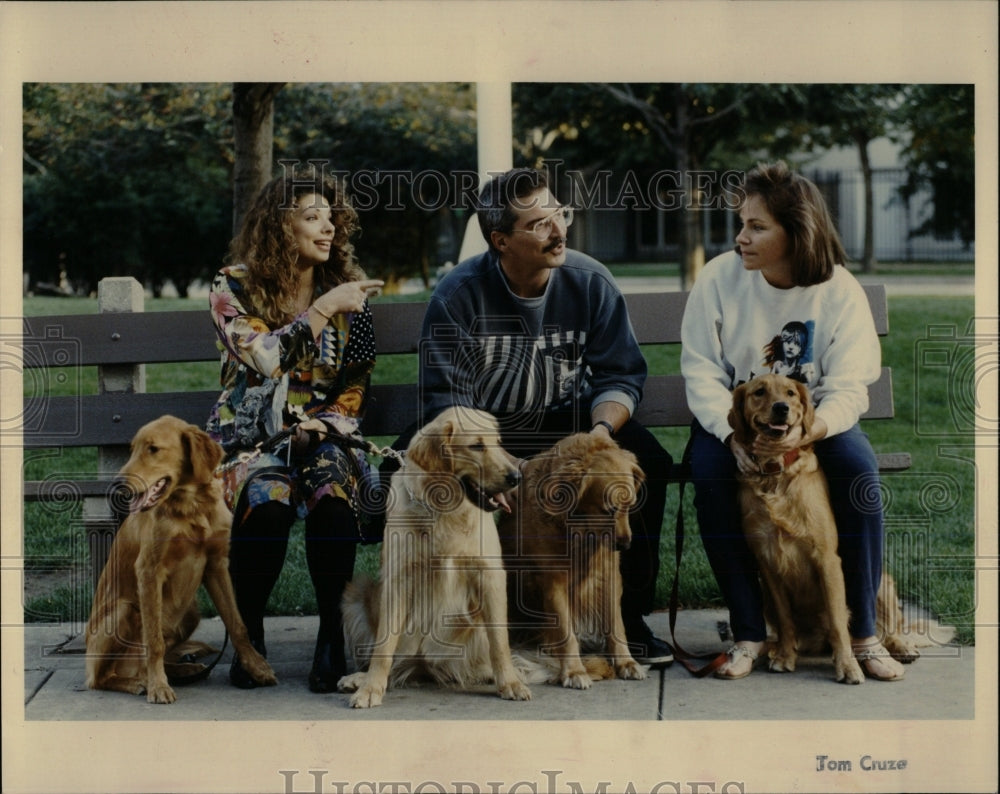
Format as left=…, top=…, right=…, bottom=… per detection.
left=728, top=374, right=927, bottom=683
left=337, top=406, right=532, bottom=708
left=498, top=433, right=648, bottom=689
left=85, top=415, right=276, bottom=703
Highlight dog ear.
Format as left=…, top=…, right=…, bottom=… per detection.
left=727, top=382, right=752, bottom=444
left=407, top=419, right=453, bottom=473
left=437, top=417, right=457, bottom=469
left=795, top=380, right=816, bottom=438
left=406, top=430, right=433, bottom=472
left=183, top=425, right=223, bottom=482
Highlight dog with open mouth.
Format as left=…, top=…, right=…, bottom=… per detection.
left=338, top=406, right=532, bottom=707
left=728, top=374, right=936, bottom=683
left=85, top=415, right=275, bottom=703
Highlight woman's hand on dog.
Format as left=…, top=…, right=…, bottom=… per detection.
left=752, top=424, right=805, bottom=460
left=753, top=416, right=828, bottom=459
left=727, top=434, right=761, bottom=475
left=728, top=415, right=831, bottom=473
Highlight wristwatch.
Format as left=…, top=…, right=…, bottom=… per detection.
left=592, top=420, right=615, bottom=436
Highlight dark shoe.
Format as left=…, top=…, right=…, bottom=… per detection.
left=229, top=638, right=267, bottom=689
left=308, top=637, right=347, bottom=693
left=625, top=619, right=674, bottom=668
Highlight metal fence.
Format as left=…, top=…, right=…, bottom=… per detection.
left=577, top=168, right=974, bottom=265
left=807, top=168, right=973, bottom=263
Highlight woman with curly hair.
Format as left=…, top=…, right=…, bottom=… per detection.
left=207, top=164, right=383, bottom=692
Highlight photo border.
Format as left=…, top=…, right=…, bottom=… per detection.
left=2, top=2, right=996, bottom=793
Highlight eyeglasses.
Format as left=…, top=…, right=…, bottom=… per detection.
left=511, top=206, right=575, bottom=241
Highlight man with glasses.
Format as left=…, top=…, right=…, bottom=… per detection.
left=415, top=167, right=674, bottom=669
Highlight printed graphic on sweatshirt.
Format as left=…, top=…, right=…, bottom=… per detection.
left=463, top=331, right=588, bottom=415
left=762, top=320, right=817, bottom=385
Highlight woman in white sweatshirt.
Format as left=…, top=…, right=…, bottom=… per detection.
left=680, top=162, right=906, bottom=681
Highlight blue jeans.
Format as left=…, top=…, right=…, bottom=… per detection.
left=689, top=421, right=884, bottom=641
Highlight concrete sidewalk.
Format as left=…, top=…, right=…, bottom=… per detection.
left=22, top=609, right=973, bottom=722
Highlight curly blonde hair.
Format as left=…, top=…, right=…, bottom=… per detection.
left=228, top=164, right=364, bottom=327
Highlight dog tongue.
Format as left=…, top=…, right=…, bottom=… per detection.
left=768, top=423, right=789, bottom=433
left=493, top=491, right=512, bottom=514
left=130, top=478, right=167, bottom=513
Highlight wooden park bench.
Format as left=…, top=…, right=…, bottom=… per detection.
left=22, top=276, right=910, bottom=587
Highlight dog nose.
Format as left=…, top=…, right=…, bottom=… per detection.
left=506, top=470, right=522, bottom=487
left=773, top=402, right=790, bottom=417
left=615, top=538, right=632, bottom=552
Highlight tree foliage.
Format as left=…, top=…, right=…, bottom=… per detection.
left=273, top=83, right=477, bottom=285
left=514, top=83, right=803, bottom=285
left=23, top=83, right=233, bottom=297
left=22, top=82, right=476, bottom=295
left=512, top=83, right=975, bottom=278
left=894, top=84, right=975, bottom=247
left=21, top=82, right=974, bottom=296
left=769, top=84, right=904, bottom=272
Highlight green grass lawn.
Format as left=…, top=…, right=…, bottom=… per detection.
left=20, top=288, right=979, bottom=644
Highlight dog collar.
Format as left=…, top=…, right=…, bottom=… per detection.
left=760, top=449, right=800, bottom=475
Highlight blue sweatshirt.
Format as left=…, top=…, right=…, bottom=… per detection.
left=419, top=249, right=647, bottom=425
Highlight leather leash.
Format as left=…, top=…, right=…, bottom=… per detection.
left=168, top=631, right=229, bottom=686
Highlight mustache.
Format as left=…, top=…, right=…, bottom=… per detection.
left=544, top=237, right=567, bottom=253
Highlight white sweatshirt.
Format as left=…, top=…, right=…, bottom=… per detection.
left=680, top=250, right=881, bottom=443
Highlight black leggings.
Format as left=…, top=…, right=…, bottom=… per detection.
left=229, top=497, right=358, bottom=641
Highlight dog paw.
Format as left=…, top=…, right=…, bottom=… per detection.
left=244, top=656, right=277, bottom=686
left=349, top=684, right=385, bottom=708
left=616, top=660, right=648, bottom=681
left=251, top=666, right=278, bottom=686
left=768, top=655, right=797, bottom=673
left=498, top=679, right=532, bottom=701
left=836, top=658, right=865, bottom=685
left=146, top=682, right=177, bottom=704
left=336, top=672, right=364, bottom=693
left=560, top=671, right=592, bottom=690
left=883, top=636, right=920, bottom=664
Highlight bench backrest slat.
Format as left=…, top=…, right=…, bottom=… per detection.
left=22, top=366, right=898, bottom=449
left=21, top=284, right=891, bottom=449
left=23, top=285, right=889, bottom=366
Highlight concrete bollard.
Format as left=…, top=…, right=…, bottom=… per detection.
left=84, top=277, right=146, bottom=588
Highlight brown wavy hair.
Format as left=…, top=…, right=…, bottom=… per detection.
left=228, top=164, right=364, bottom=327
left=741, top=161, right=847, bottom=286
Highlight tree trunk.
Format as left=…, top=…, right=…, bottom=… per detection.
left=667, top=90, right=705, bottom=290
left=232, top=83, right=285, bottom=236
left=855, top=131, right=876, bottom=273
left=682, top=185, right=706, bottom=289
